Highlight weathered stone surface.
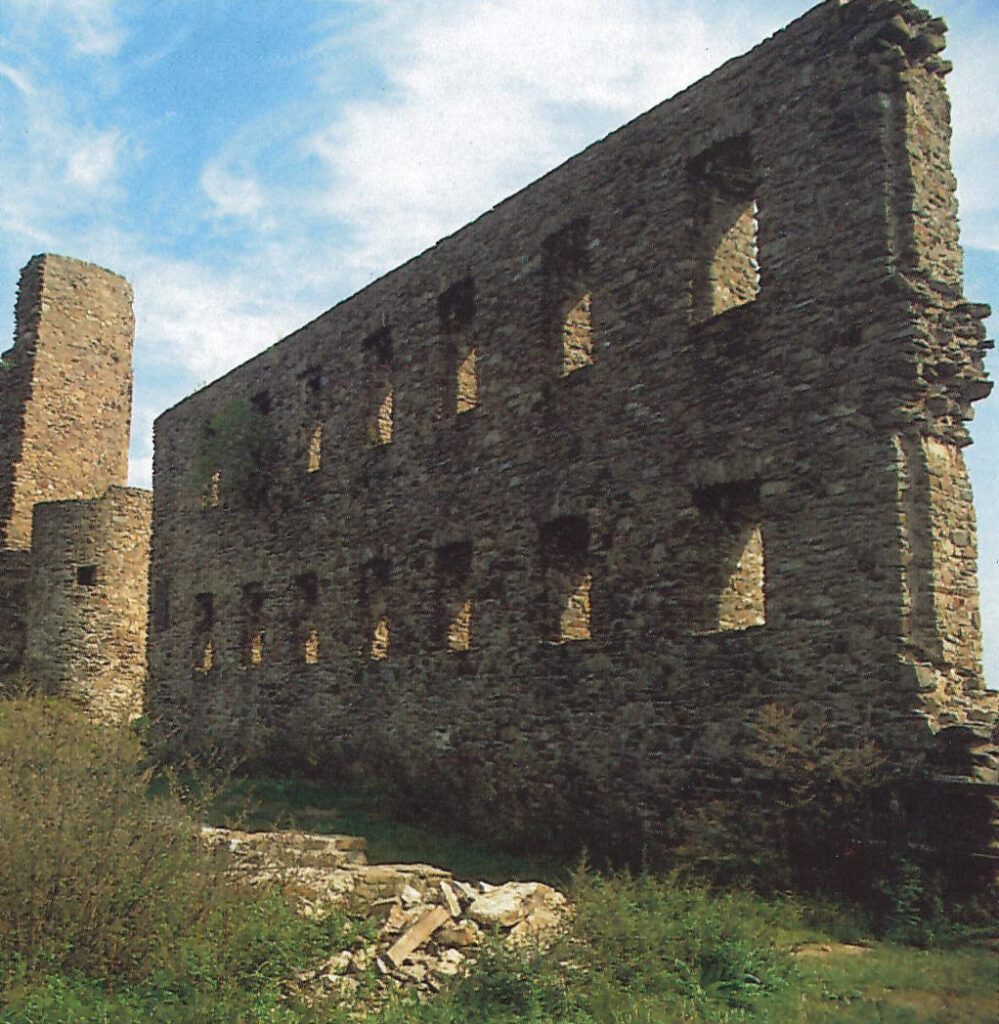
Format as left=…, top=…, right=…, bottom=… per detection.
left=0, top=255, right=150, bottom=721
left=386, top=905, right=451, bottom=967
left=216, top=825, right=570, bottom=1010
left=147, top=0, right=997, bottom=859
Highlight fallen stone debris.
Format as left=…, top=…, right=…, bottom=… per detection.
left=201, top=826, right=571, bottom=1009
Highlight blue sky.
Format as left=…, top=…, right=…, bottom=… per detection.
left=1, top=0, right=996, bottom=682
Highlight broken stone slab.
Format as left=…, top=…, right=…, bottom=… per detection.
left=435, top=919, right=481, bottom=948
left=386, top=905, right=452, bottom=967
left=467, top=881, right=566, bottom=929
left=440, top=880, right=462, bottom=917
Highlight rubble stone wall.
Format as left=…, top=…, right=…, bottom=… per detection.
left=26, top=487, right=151, bottom=721
left=0, top=255, right=134, bottom=551
left=0, top=551, right=30, bottom=676
left=148, top=0, right=996, bottom=854
left=0, top=255, right=148, bottom=721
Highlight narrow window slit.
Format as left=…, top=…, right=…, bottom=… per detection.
left=307, top=425, right=322, bottom=473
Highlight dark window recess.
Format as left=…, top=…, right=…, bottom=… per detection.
left=76, top=564, right=98, bottom=587
left=436, top=541, right=473, bottom=651
left=193, top=592, right=215, bottom=673
left=241, top=582, right=265, bottom=667
left=542, top=217, right=594, bottom=376
left=296, top=571, right=319, bottom=605
left=689, top=135, right=759, bottom=323
left=194, top=592, right=214, bottom=633
left=691, top=481, right=765, bottom=633
left=438, top=278, right=478, bottom=416
left=251, top=390, right=272, bottom=416
left=363, top=327, right=394, bottom=446
left=539, top=515, right=592, bottom=642
left=361, top=558, right=390, bottom=659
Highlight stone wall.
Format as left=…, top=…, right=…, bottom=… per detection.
left=25, top=487, right=151, bottom=721
left=0, top=550, right=30, bottom=677
left=148, top=0, right=996, bottom=855
left=0, top=255, right=134, bottom=551
left=0, top=255, right=148, bottom=721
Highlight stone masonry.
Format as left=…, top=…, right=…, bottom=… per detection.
left=0, top=254, right=150, bottom=720
left=148, top=0, right=998, bottom=857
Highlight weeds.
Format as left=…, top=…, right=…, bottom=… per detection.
left=0, top=698, right=349, bottom=1022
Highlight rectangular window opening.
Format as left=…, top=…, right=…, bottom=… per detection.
left=241, top=582, right=265, bottom=668
left=201, top=468, right=221, bottom=510
left=251, top=389, right=272, bottom=416
left=540, top=515, right=592, bottom=643
left=362, top=558, right=390, bottom=660
left=76, top=564, right=98, bottom=587
left=307, top=424, right=322, bottom=473
left=304, top=628, right=320, bottom=664
left=304, top=364, right=322, bottom=396
left=194, top=592, right=215, bottom=673
left=436, top=541, right=473, bottom=652
left=692, top=481, right=766, bottom=633
left=543, top=218, right=595, bottom=377
left=438, top=278, right=479, bottom=415
left=689, top=136, right=759, bottom=323
left=363, top=327, right=394, bottom=446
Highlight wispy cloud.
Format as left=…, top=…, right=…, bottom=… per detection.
left=200, top=165, right=267, bottom=222
left=304, top=0, right=770, bottom=276
left=5, top=0, right=126, bottom=57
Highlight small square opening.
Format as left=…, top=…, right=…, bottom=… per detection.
left=76, top=564, right=98, bottom=587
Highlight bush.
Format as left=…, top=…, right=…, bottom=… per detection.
left=0, top=698, right=344, bottom=1021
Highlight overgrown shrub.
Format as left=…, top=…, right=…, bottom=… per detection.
left=0, top=698, right=343, bottom=1022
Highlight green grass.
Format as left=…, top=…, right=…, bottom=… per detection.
left=1, top=700, right=996, bottom=1024
left=209, top=772, right=566, bottom=884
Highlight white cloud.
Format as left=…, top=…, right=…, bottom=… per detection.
left=65, top=128, right=123, bottom=189
left=305, top=0, right=775, bottom=277
left=200, top=164, right=267, bottom=221
left=5, top=0, right=125, bottom=57
left=130, top=255, right=309, bottom=384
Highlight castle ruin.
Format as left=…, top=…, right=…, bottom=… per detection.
left=0, top=254, right=150, bottom=721
left=137, top=0, right=994, bottom=856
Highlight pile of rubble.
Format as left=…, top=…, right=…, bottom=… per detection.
left=201, top=826, right=570, bottom=1006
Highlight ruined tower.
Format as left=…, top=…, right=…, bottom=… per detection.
left=0, top=254, right=150, bottom=718
left=0, top=254, right=134, bottom=550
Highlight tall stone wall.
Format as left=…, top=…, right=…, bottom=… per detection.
left=26, top=487, right=151, bottom=721
left=0, top=255, right=148, bottom=722
left=0, top=254, right=134, bottom=551
left=148, top=0, right=996, bottom=855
